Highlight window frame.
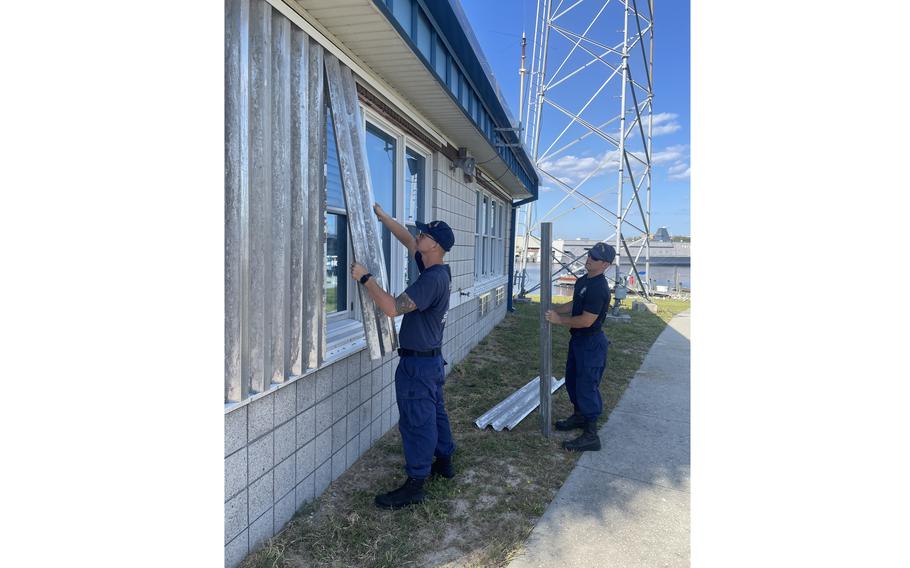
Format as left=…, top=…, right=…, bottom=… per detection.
left=361, top=108, right=431, bottom=297
left=474, top=189, right=508, bottom=283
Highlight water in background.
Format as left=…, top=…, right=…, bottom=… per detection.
left=515, top=262, right=691, bottom=297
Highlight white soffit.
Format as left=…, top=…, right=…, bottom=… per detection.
left=281, top=0, right=531, bottom=199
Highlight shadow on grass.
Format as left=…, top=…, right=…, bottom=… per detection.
left=240, top=299, right=689, bottom=568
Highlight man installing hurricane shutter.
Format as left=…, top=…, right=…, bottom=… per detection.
left=350, top=204, right=456, bottom=509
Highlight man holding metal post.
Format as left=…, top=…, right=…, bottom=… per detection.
left=544, top=242, right=616, bottom=452
left=350, top=203, right=456, bottom=509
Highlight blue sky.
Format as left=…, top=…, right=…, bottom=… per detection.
left=459, top=0, right=690, bottom=239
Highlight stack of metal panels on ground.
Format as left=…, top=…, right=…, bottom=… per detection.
left=475, top=376, right=566, bottom=431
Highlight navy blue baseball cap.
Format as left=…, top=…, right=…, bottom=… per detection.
left=416, top=220, right=455, bottom=251
left=588, top=242, right=616, bottom=263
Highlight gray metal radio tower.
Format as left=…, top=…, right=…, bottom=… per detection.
left=518, top=0, right=655, bottom=298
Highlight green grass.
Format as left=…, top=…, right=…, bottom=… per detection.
left=241, top=297, right=689, bottom=568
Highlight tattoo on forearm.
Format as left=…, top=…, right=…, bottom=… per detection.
left=394, top=292, right=417, bottom=315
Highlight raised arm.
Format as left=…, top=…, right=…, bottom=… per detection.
left=374, top=203, right=417, bottom=257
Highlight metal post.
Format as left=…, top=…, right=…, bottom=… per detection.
left=539, top=222, right=552, bottom=437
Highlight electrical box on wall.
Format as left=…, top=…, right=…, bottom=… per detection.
left=453, top=147, right=476, bottom=183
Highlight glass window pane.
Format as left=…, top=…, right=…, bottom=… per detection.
left=406, top=224, right=419, bottom=286
left=452, top=68, right=461, bottom=101
left=489, top=200, right=496, bottom=236
left=499, top=203, right=504, bottom=238
left=416, top=10, right=431, bottom=59
left=405, top=148, right=425, bottom=224
left=482, top=196, right=489, bottom=234
left=325, top=109, right=345, bottom=210
left=434, top=37, right=446, bottom=79
left=365, top=124, right=397, bottom=280
left=405, top=148, right=425, bottom=285
left=475, top=191, right=482, bottom=233
left=485, top=236, right=492, bottom=274
left=325, top=213, right=347, bottom=314
left=392, top=0, right=412, bottom=35
left=475, top=235, right=481, bottom=277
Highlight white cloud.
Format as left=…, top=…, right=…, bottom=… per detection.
left=650, top=145, right=686, bottom=165
left=668, top=165, right=690, bottom=180
left=652, top=123, right=681, bottom=136
left=538, top=144, right=690, bottom=189
left=646, top=112, right=682, bottom=136
left=538, top=150, right=621, bottom=185
left=662, top=148, right=690, bottom=181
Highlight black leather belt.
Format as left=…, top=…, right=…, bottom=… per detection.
left=397, top=348, right=442, bottom=358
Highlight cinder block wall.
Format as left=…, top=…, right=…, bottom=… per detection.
left=434, top=154, right=511, bottom=367
left=224, top=348, right=401, bottom=567
left=224, top=156, right=511, bottom=568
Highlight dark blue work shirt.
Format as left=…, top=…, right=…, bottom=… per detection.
left=399, top=251, right=451, bottom=351
left=569, top=273, right=611, bottom=336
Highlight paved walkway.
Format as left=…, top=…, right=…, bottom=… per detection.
left=508, top=311, right=691, bottom=568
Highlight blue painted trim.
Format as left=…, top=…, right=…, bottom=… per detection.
left=371, top=0, right=538, bottom=200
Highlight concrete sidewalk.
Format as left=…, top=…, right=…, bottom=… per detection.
left=508, top=311, right=691, bottom=568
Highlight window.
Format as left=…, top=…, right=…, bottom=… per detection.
left=325, top=109, right=349, bottom=316
left=415, top=10, right=432, bottom=59
left=321, top=107, right=429, bottom=344
left=447, top=58, right=457, bottom=93
left=325, top=214, right=347, bottom=314
left=433, top=37, right=447, bottom=79
left=483, top=195, right=490, bottom=274
left=474, top=192, right=482, bottom=277
left=391, top=0, right=412, bottom=34
left=363, top=110, right=430, bottom=296
left=475, top=190, right=507, bottom=280
left=404, top=148, right=426, bottom=286
left=365, top=124, right=397, bottom=283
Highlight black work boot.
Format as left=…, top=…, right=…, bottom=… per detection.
left=430, top=455, right=455, bottom=479
left=374, top=477, right=426, bottom=510
left=562, top=420, right=601, bottom=452
left=554, top=412, right=587, bottom=431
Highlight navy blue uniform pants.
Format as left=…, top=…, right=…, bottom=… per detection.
left=394, top=355, right=455, bottom=479
left=565, top=332, right=609, bottom=421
